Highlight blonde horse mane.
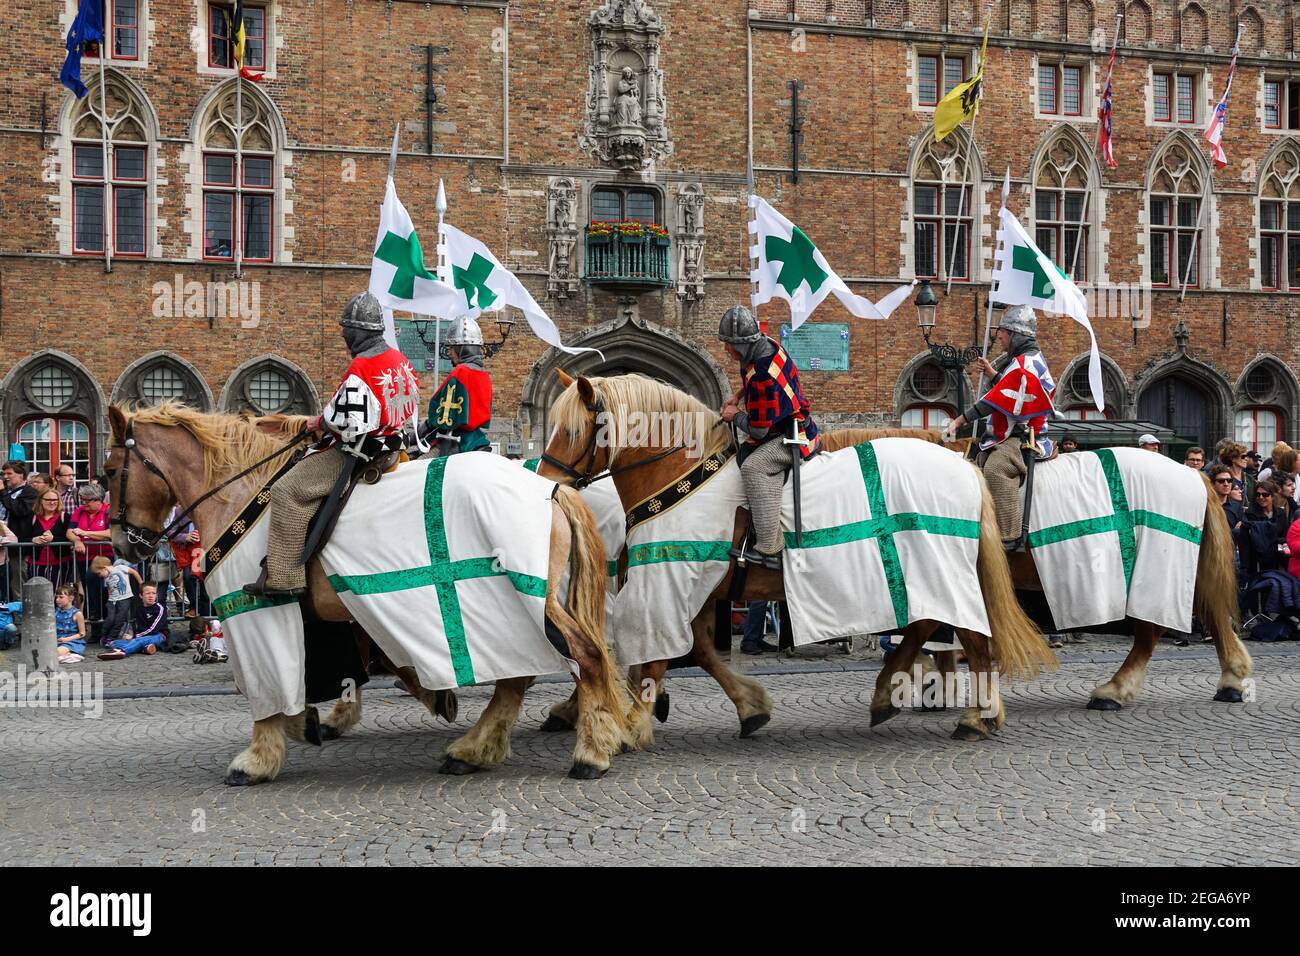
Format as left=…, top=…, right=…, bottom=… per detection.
left=551, top=374, right=734, bottom=463
left=125, top=402, right=305, bottom=493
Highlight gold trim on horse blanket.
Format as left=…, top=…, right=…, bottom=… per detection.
left=624, top=448, right=736, bottom=537
left=203, top=451, right=304, bottom=577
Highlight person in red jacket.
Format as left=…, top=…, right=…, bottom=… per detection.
left=425, top=317, right=493, bottom=456
left=245, top=292, right=420, bottom=598
left=1287, top=515, right=1300, bottom=579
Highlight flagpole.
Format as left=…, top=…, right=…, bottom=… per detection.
left=435, top=177, right=448, bottom=384
left=1181, top=25, right=1240, bottom=302
left=97, top=51, right=111, bottom=274
left=1066, top=13, right=1121, bottom=284
left=944, top=4, right=992, bottom=295
left=235, top=74, right=243, bottom=279
left=974, top=168, right=1011, bottom=404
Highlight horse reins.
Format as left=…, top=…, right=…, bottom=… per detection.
left=108, top=419, right=312, bottom=552
left=539, top=390, right=689, bottom=489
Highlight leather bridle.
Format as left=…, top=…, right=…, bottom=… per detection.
left=107, top=418, right=310, bottom=553
left=540, top=389, right=687, bottom=489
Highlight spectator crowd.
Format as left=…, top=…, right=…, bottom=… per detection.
left=0, top=456, right=222, bottom=663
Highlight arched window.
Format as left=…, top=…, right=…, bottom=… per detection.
left=1147, top=136, right=1206, bottom=287
left=222, top=358, right=317, bottom=417
left=112, top=353, right=210, bottom=409
left=196, top=82, right=277, bottom=262
left=1033, top=131, right=1096, bottom=280
left=67, top=72, right=154, bottom=256
left=1236, top=408, right=1280, bottom=453
left=3, top=356, right=102, bottom=482
left=1258, top=142, right=1300, bottom=291
left=911, top=130, right=977, bottom=282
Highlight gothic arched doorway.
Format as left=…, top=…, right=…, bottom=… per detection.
left=519, top=316, right=729, bottom=454
left=1137, top=374, right=1212, bottom=448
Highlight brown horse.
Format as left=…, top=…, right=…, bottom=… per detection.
left=821, top=429, right=1254, bottom=711
left=104, top=403, right=630, bottom=783
left=539, top=374, right=1055, bottom=745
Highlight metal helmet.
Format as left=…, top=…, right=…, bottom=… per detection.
left=718, top=305, right=762, bottom=345
left=447, top=316, right=484, bottom=347
left=999, top=304, right=1038, bottom=337
left=339, top=292, right=385, bottom=332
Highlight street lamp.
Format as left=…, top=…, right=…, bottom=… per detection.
left=410, top=314, right=516, bottom=364
left=914, top=279, right=983, bottom=428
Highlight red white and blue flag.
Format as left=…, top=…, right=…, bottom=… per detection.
left=1205, top=39, right=1241, bottom=169
left=1097, top=36, right=1119, bottom=168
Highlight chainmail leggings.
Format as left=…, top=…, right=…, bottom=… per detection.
left=978, top=440, right=1028, bottom=540
left=265, top=447, right=351, bottom=591
left=741, top=438, right=791, bottom=554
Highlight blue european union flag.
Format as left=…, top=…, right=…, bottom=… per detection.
left=60, top=0, right=105, bottom=99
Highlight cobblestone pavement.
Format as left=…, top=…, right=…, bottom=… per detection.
left=2, top=649, right=1298, bottom=866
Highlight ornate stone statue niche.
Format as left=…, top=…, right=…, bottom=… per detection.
left=675, top=183, right=705, bottom=301
left=546, top=177, right=579, bottom=299
left=579, top=1, right=674, bottom=170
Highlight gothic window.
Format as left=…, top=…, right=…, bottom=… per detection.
left=1148, top=138, right=1206, bottom=287
left=223, top=359, right=316, bottom=417
left=1033, top=133, right=1095, bottom=281
left=67, top=73, right=153, bottom=256
left=3, top=356, right=101, bottom=482
left=197, top=82, right=277, bottom=262
left=1236, top=408, right=1281, bottom=452
left=901, top=406, right=953, bottom=430
left=912, top=132, right=975, bottom=282
left=1258, top=143, right=1300, bottom=290
left=114, top=355, right=208, bottom=409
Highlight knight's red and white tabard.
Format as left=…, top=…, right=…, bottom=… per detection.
left=322, top=348, right=421, bottom=447
left=976, top=351, right=1056, bottom=455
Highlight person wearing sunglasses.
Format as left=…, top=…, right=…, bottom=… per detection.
left=1208, top=464, right=1244, bottom=532
left=1239, top=478, right=1290, bottom=577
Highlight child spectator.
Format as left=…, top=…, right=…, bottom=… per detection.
left=0, top=599, right=20, bottom=649
left=54, top=584, right=86, bottom=663
left=189, top=616, right=228, bottom=664
left=91, top=554, right=141, bottom=644
left=98, top=584, right=169, bottom=659
left=135, top=583, right=173, bottom=650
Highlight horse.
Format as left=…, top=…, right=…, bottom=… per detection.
left=821, top=430, right=1253, bottom=711
left=539, top=374, right=1056, bottom=745
left=103, top=403, right=630, bottom=783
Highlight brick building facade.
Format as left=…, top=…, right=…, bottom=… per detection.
left=2, top=0, right=1297, bottom=480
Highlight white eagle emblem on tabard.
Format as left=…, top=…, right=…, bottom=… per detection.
left=374, top=361, right=420, bottom=430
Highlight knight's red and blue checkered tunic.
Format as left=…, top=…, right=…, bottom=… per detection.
left=742, top=338, right=819, bottom=459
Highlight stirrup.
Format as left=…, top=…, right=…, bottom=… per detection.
left=242, top=565, right=305, bottom=599
left=1002, top=534, right=1027, bottom=553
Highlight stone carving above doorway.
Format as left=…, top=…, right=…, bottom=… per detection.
left=580, top=1, right=673, bottom=170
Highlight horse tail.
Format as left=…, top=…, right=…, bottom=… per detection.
left=1194, top=476, right=1252, bottom=676
left=552, top=485, right=632, bottom=724
left=972, top=470, right=1058, bottom=682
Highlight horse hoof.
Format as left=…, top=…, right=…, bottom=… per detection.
left=739, top=713, right=771, bottom=739
left=539, top=715, right=574, bottom=733
left=303, top=706, right=322, bottom=747
left=319, top=724, right=341, bottom=742
left=224, top=769, right=257, bottom=787
left=1087, top=697, right=1123, bottom=711
left=1213, top=687, right=1244, bottom=703
left=869, top=706, right=900, bottom=727
left=435, top=690, right=458, bottom=724
left=951, top=724, right=987, bottom=741
left=568, top=761, right=606, bottom=780
left=439, top=757, right=480, bottom=776
left=654, top=691, right=671, bottom=723
left=982, top=716, right=1001, bottom=733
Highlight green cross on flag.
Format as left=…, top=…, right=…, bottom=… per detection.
left=453, top=253, right=499, bottom=311
left=1011, top=243, right=1069, bottom=300
left=749, top=194, right=916, bottom=331
left=369, top=177, right=461, bottom=318
left=766, top=227, right=829, bottom=298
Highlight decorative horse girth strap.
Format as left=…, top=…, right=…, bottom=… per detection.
left=203, top=452, right=304, bottom=576
left=624, top=447, right=736, bottom=537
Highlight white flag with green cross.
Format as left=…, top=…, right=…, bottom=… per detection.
left=990, top=201, right=1105, bottom=412
left=749, top=194, right=917, bottom=331
left=439, top=223, right=601, bottom=356
left=369, top=177, right=464, bottom=319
